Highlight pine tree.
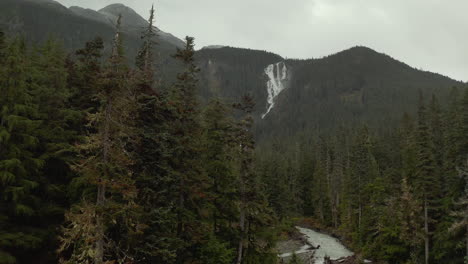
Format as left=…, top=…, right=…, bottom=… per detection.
left=136, top=4, right=157, bottom=82
left=311, top=142, right=329, bottom=223
left=0, top=30, right=5, bottom=60
left=449, top=158, right=468, bottom=264
left=69, top=37, right=105, bottom=116
left=234, top=95, right=276, bottom=264
left=298, top=146, right=315, bottom=217
left=428, top=95, right=444, bottom=180
left=0, top=37, right=44, bottom=264
left=202, top=98, right=236, bottom=234
left=398, top=177, right=424, bottom=263
left=346, top=126, right=379, bottom=245
left=414, top=95, right=439, bottom=264
left=170, top=36, right=209, bottom=263
left=233, top=95, right=255, bottom=264
left=131, top=6, right=180, bottom=263
left=59, top=15, right=139, bottom=264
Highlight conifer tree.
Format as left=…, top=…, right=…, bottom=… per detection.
left=136, top=4, right=157, bottom=82
left=170, top=36, right=209, bottom=263
left=0, top=30, right=5, bottom=60
left=449, top=158, right=468, bottom=264
left=234, top=95, right=275, bottom=264
left=69, top=37, right=105, bottom=116
left=202, top=98, right=236, bottom=234
left=347, top=126, right=379, bottom=245
left=233, top=95, right=255, bottom=264
left=0, top=37, right=44, bottom=264
left=398, top=177, right=424, bottom=263
left=311, top=144, right=329, bottom=223
left=414, top=95, right=439, bottom=264
left=59, top=15, right=139, bottom=264
left=131, top=6, right=180, bottom=263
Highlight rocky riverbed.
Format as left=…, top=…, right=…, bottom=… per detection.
left=277, top=226, right=365, bottom=264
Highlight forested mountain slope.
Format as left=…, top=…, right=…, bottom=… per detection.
left=196, top=46, right=284, bottom=113
left=0, top=0, right=184, bottom=81
left=1, top=2, right=467, bottom=264
left=196, top=46, right=465, bottom=140
left=1, top=0, right=464, bottom=141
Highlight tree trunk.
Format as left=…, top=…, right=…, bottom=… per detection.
left=177, top=177, right=185, bottom=236
left=318, top=198, right=324, bottom=222
left=95, top=185, right=105, bottom=264
left=358, top=200, right=362, bottom=230
left=424, top=197, right=429, bottom=264
left=333, top=193, right=339, bottom=228
left=95, top=101, right=111, bottom=264
left=358, top=172, right=362, bottom=232
left=213, top=179, right=219, bottom=233
left=237, top=147, right=247, bottom=264
left=465, top=157, right=468, bottom=261
left=236, top=205, right=245, bottom=264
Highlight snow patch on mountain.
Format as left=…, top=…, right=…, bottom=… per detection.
left=262, top=62, right=289, bottom=119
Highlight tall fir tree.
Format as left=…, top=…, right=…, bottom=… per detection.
left=414, top=95, right=440, bottom=264
left=449, top=158, right=468, bottom=264
left=0, top=37, right=45, bottom=264
left=59, top=15, right=139, bottom=264
left=131, top=6, right=180, bottom=263
left=234, top=95, right=276, bottom=264
left=170, top=36, right=209, bottom=263
left=199, top=98, right=237, bottom=263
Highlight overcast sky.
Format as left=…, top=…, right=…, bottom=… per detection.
left=56, top=0, right=468, bottom=82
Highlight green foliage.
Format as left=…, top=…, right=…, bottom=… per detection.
left=59, top=18, right=140, bottom=264
left=2, top=7, right=466, bottom=262
left=198, top=235, right=235, bottom=264
left=256, top=90, right=467, bottom=263
left=0, top=29, right=84, bottom=263
left=288, top=253, right=303, bottom=264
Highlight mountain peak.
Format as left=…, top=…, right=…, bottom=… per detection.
left=202, top=45, right=227, bottom=50
left=97, top=3, right=184, bottom=48
left=99, top=3, right=135, bottom=13
left=334, top=46, right=382, bottom=57
left=99, top=3, right=147, bottom=28
left=323, top=45, right=412, bottom=70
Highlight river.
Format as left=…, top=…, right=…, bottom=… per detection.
left=279, top=226, right=355, bottom=263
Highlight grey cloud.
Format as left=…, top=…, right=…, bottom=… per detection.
left=56, top=0, right=468, bottom=81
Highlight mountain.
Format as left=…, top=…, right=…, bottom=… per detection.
left=95, top=3, right=185, bottom=48
left=196, top=46, right=465, bottom=139
left=0, top=0, right=184, bottom=80
left=196, top=47, right=283, bottom=110
left=0, top=1, right=465, bottom=140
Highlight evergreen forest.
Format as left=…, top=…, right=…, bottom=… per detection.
left=0, top=5, right=467, bottom=264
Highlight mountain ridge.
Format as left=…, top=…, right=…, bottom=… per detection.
left=0, top=1, right=465, bottom=140
left=195, top=44, right=464, bottom=139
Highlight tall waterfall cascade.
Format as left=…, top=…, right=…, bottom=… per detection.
left=262, top=62, right=290, bottom=119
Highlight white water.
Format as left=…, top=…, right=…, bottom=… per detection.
left=280, top=226, right=354, bottom=264
left=262, top=62, right=289, bottom=119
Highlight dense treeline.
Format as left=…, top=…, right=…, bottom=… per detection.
left=0, top=9, right=278, bottom=264
left=1, top=5, right=468, bottom=264
left=258, top=88, right=468, bottom=263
